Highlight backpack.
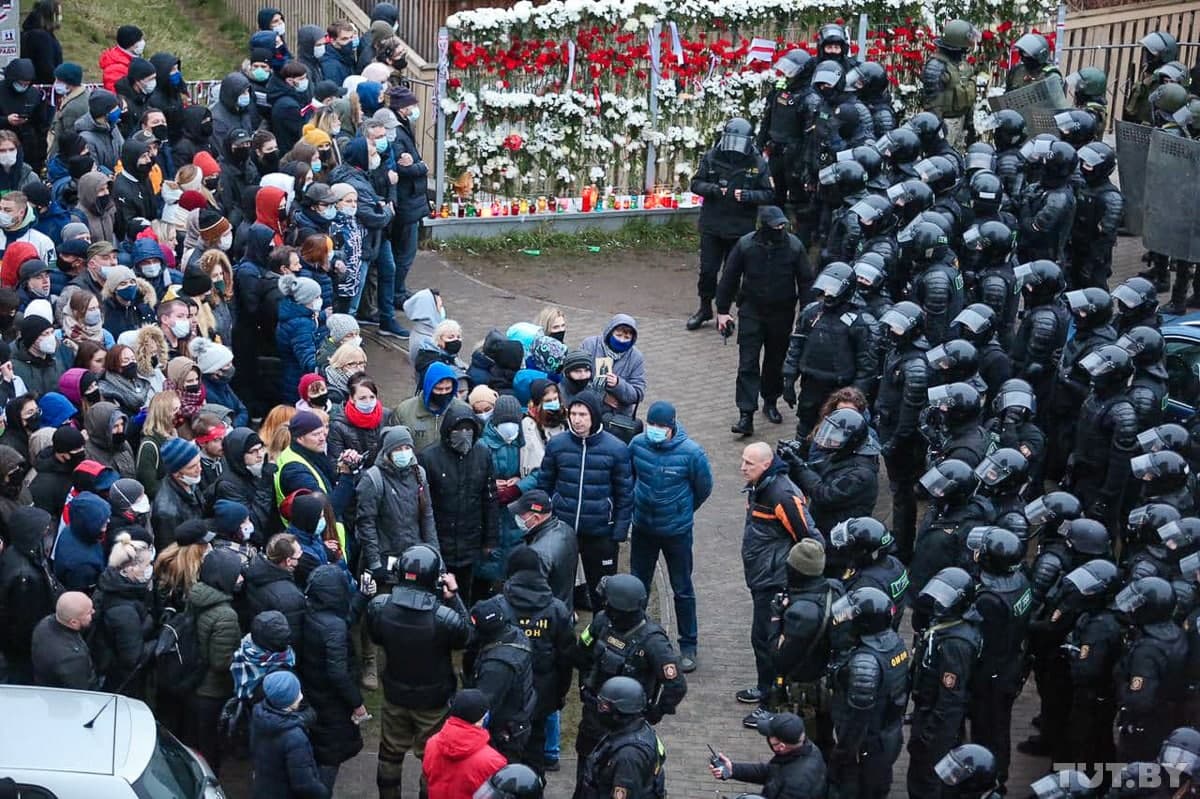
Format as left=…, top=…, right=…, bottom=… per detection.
left=218, top=696, right=253, bottom=758
left=155, top=603, right=205, bottom=696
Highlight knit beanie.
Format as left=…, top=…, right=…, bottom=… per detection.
left=787, top=539, right=826, bottom=577
left=325, top=314, right=359, bottom=345
left=197, top=209, right=231, bottom=246
left=449, top=689, right=489, bottom=723
left=126, top=58, right=155, bottom=84
left=88, top=90, right=119, bottom=120
left=251, top=610, right=291, bottom=653
left=212, top=498, right=249, bottom=537
left=18, top=315, right=51, bottom=350
left=262, top=670, right=301, bottom=709
left=179, top=190, right=208, bottom=212
left=297, top=373, right=325, bottom=400
left=188, top=337, right=234, bottom=375
left=159, top=437, right=201, bottom=475
left=505, top=544, right=542, bottom=578
left=279, top=273, right=321, bottom=306
left=52, top=425, right=86, bottom=454
left=288, top=410, right=324, bottom=438
left=467, top=385, right=497, bottom=409
left=193, top=151, right=221, bottom=178
left=492, top=395, right=523, bottom=426
left=182, top=266, right=214, bottom=298
left=55, top=62, right=83, bottom=86
left=116, top=25, right=143, bottom=50
left=22, top=298, right=53, bottom=323
left=102, top=266, right=137, bottom=297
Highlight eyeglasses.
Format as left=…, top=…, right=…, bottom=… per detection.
left=346, top=360, right=367, bottom=370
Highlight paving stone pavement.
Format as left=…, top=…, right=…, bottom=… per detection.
left=320, top=233, right=1156, bottom=799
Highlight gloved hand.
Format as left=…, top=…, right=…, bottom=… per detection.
left=782, top=374, right=798, bottom=408
left=1086, top=500, right=1109, bottom=522
left=879, top=439, right=896, bottom=458
left=371, top=567, right=390, bottom=588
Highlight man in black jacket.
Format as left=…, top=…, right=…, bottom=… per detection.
left=710, top=712, right=826, bottom=799
left=0, top=506, right=58, bottom=682
left=367, top=545, right=470, bottom=799
left=30, top=591, right=96, bottom=689
left=112, top=137, right=157, bottom=242
left=241, top=533, right=307, bottom=652
left=28, top=425, right=86, bottom=523
left=212, top=427, right=276, bottom=543
left=466, top=595, right=536, bottom=764
left=417, top=400, right=498, bottom=607
left=217, top=128, right=258, bottom=231
left=510, top=489, right=578, bottom=612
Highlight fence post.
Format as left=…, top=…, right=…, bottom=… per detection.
left=1054, top=3, right=1067, bottom=64
left=645, top=22, right=661, bottom=192
left=435, top=26, right=448, bottom=212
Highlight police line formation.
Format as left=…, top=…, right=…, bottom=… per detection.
left=0, top=4, right=1197, bottom=799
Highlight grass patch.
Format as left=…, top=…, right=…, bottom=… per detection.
left=58, top=0, right=250, bottom=84
left=428, top=217, right=699, bottom=257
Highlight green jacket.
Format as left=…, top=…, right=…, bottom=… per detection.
left=1005, top=63, right=1061, bottom=91
left=190, top=581, right=240, bottom=699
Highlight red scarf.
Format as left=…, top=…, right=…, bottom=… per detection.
left=344, top=399, right=383, bottom=430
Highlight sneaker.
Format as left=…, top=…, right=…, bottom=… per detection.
left=735, top=687, right=763, bottom=704
left=679, top=653, right=697, bottom=674
left=742, top=707, right=773, bottom=729
left=378, top=317, right=410, bottom=338
left=357, top=316, right=379, bottom=327
left=543, top=759, right=560, bottom=772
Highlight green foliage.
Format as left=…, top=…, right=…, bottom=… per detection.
left=429, top=217, right=699, bottom=256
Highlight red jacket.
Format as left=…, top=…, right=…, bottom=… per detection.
left=98, top=46, right=132, bottom=93
left=422, top=717, right=507, bottom=799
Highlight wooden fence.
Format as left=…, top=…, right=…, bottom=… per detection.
left=1059, top=0, right=1200, bottom=129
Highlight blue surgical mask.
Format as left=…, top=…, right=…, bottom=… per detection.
left=350, top=36, right=360, bottom=49
left=117, top=285, right=139, bottom=302
left=12, top=82, right=29, bottom=94
left=374, top=137, right=389, bottom=154
left=320, top=205, right=336, bottom=220
left=251, top=67, right=270, bottom=82
left=311, top=161, right=323, bottom=174
left=314, top=516, right=327, bottom=536
left=237, top=92, right=251, bottom=108
left=390, top=449, right=413, bottom=468
left=542, top=399, right=560, bottom=412
left=170, top=71, right=183, bottom=87
left=408, top=106, right=420, bottom=122
left=646, top=425, right=669, bottom=443
left=295, top=78, right=310, bottom=94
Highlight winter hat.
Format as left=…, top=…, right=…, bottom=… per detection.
left=646, top=401, right=676, bottom=430
left=102, top=266, right=137, bottom=297
left=471, top=596, right=510, bottom=638
left=58, top=368, right=86, bottom=405
left=288, top=410, right=324, bottom=438
left=110, top=478, right=150, bottom=514
left=492, top=395, right=523, bottom=427
left=251, top=610, right=292, bottom=653
left=23, top=298, right=53, bottom=323
left=189, top=337, right=234, bottom=375
left=379, top=425, right=414, bottom=454
left=250, top=47, right=273, bottom=65
left=757, top=712, right=805, bottom=744
left=197, top=210, right=231, bottom=246
left=4, top=58, right=33, bottom=83
left=23, top=182, right=51, bottom=209
left=179, top=190, right=208, bottom=212
left=182, top=267, right=214, bottom=299
left=263, top=670, right=302, bottom=709
left=328, top=183, right=355, bottom=202
left=69, top=491, right=110, bottom=539
left=370, top=107, right=399, bottom=131
left=88, top=90, right=120, bottom=120
left=18, top=258, right=51, bottom=282
left=175, top=519, right=215, bottom=546
left=505, top=545, right=542, bottom=578
left=61, top=222, right=90, bottom=242
left=52, top=425, right=86, bottom=454
left=279, top=273, right=321, bottom=306
left=199, top=547, right=243, bottom=594
left=303, top=182, right=335, bottom=206
left=55, top=62, right=83, bottom=86
left=313, top=80, right=345, bottom=102
left=159, top=436, right=201, bottom=475
left=18, top=315, right=51, bottom=350
left=193, top=151, right=221, bottom=178
left=213, top=498, right=249, bottom=537
left=758, top=205, right=788, bottom=228
left=449, top=689, right=489, bottom=724
left=296, top=373, right=325, bottom=400
left=361, top=62, right=392, bottom=85
left=301, top=128, right=332, bottom=149
left=355, top=80, right=385, bottom=113
left=325, top=314, right=359, bottom=345
left=467, top=385, right=497, bottom=409
left=389, top=85, right=418, bottom=110
left=38, top=393, right=78, bottom=427
left=126, top=58, right=156, bottom=84
left=787, top=539, right=826, bottom=577
left=528, top=378, right=553, bottom=404
left=116, top=25, right=143, bottom=50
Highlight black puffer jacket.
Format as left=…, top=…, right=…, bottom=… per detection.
left=0, top=506, right=57, bottom=667
left=417, top=402, right=499, bottom=569
left=211, top=428, right=277, bottom=542
left=241, top=555, right=306, bottom=654
left=729, top=741, right=828, bottom=799
left=91, top=566, right=158, bottom=697
left=28, top=445, right=74, bottom=523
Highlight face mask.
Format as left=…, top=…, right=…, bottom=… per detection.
left=514, top=514, right=529, bottom=532
left=390, top=449, right=414, bottom=468
left=309, top=158, right=323, bottom=174
left=120, top=362, right=139, bottom=380
left=11, top=82, right=29, bottom=94
left=139, top=563, right=153, bottom=582
left=320, top=205, right=336, bottom=220
left=203, top=175, right=219, bottom=190
left=214, top=279, right=226, bottom=294
left=170, top=71, right=184, bottom=87
left=84, top=309, right=102, bottom=326
left=107, top=106, right=123, bottom=125
left=408, top=106, right=421, bottom=122
left=260, top=151, right=280, bottom=171
left=542, top=399, right=560, bottom=412
left=109, top=429, right=125, bottom=446
left=309, top=298, right=322, bottom=313
left=386, top=129, right=397, bottom=142
left=308, top=391, right=328, bottom=408
left=213, top=366, right=235, bottom=384
left=237, top=92, right=252, bottom=108
left=429, top=391, right=453, bottom=413
left=151, top=123, right=169, bottom=142
left=272, top=22, right=286, bottom=35
left=449, top=428, right=474, bottom=454
left=95, top=194, right=112, bottom=213
left=354, top=397, right=377, bottom=414
left=116, top=284, right=139, bottom=303
left=344, top=335, right=362, bottom=350
left=646, top=425, right=669, bottom=443
left=0, top=212, right=13, bottom=228
left=132, top=40, right=146, bottom=56
left=607, top=335, right=634, bottom=353
left=295, top=78, right=309, bottom=94
left=251, top=67, right=270, bottom=82
left=497, top=421, right=520, bottom=442
left=0, top=151, right=16, bottom=168
left=330, top=121, right=342, bottom=136
left=24, top=408, right=42, bottom=429
left=374, top=137, right=390, bottom=154
left=98, top=265, right=112, bottom=280
left=53, top=81, right=68, bottom=95
left=314, top=516, right=327, bottom=536
left=475, top=410, right=493, bottom=423
left=246, top=461, right=264, bottom=478
left=350, top=36, right=360, bottom=49
left=37, top=336, right=57, bottom=355
left=29, top=282, right=49, bottom=298
left=171, top=319, right=191, bottom=338
left=548, top=330, right=566, bottom=342
left=180, top=473, right=202, bottom=486
left=444, top=339, right=462, bottom=356
left=239, top=520, right=254, bottom=541
left=140, top=261, right=162, bottom=279
left=142, top=80, right=157, bottom=95
left=313, top=44, right=326, bottom=59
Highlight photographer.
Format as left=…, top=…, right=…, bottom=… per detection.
left=709, top=713, right=826, bottom=799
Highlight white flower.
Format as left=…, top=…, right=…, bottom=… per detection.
left=623, top=18, right=639, bottom=32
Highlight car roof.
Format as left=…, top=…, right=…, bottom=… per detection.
left=0, top=685, right=155, bottom=778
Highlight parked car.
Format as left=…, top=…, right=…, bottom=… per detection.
left=1161, top=312, right=1200, bottom=421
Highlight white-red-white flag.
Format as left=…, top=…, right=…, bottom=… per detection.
left=746, top=37, right=776, bottom=63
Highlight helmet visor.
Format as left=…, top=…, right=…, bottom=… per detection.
left=830, top=593, right=857, bottom=625
left=933, top=750, right=972, bottom=786
left=812, top=63, right=843, bottom=88
left=1136, top=427, right=1169, bottom=452
left=961, top=224, right=984, bottom=251
left=879, top=308, right=915, bottom=336
left=775, top=56, right=801, bottom=78
left=1029, top=774, right=1067, bottom=799
left=1156, top=520, right=1187, bottom=549
left=1024, top=496, right=1055, bottom=526
left=886, top=182, right=910, bottom=205
left=836, top=148, right=856, bottom=163
left=919, top=465, right=954, bottom=498
left=926, top=344, right=954, bottom=370
left=953, top=306, right=990, bottom=335
left=1013, top=262, right=1037, bottom=287
left=914, top=159, right=939, bottom=183
left=829, top=521, right=851, bottom=549
left=850, top=198, right=885, bottom=224
left=926, top=384, right=956, bottom=411
left=1115, top=333, right=1145, bottom=355
left=965, top=151, right=994, bottom=172
left=1160, top=745, right=1200, bottom=777
left=1064, top=564, right=1105, bottom=596
left=719, top=131, right=753, bottom=154
left=854, top=262, right=884, bottom=286
left=1078, top=144, right=1107, bottom=168
left=1053, top=110, right=1078, bottom=133
left=1020, top=137, right=1054, bottom=162
left=1180, top=549, right=1200, bottom=575
left=472, top=782, right=511, bottom=799
left=813, top=271, right=847, bottom=298
left=965, top=526, right=990, bottom=552
left=974, top=455, right=1012, bottom=487
left=1065, top=290, right=1096, bottom=313
left=844, top=67, right=866, bottom=89
left=813, top=416, right=851, bottom=449
left=1113, top=583, right=1147, bottom=614
left=1079, top=349, right=1114, bottom=377
left=1127, top=504, right=1158, bottom=531
left=1130, top=452, right=1162, bottom=480
left=818, top=164, right=839, bottom=186
left=995, top=386, right=1035, bottom=415
left=1112, top=283, right=1145, bottom=310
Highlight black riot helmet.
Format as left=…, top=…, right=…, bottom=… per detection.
left=830, top=586, right=895, bottom=636
left=719, top=118, right=754, bottom=155
left=1112, top=276, right=1160, bottom=323
left=595, top=675, right=647, bottom=719
left=918, top=566, right=975, bottom=620
left=833, top=102, right=864, bottom=139
left=914, top=155, right=959, bottom=194
left=818, top=23, right=850, bottom=57
left=1024, top=490, right=1082, bottom=531
left=992, top=109, right=1027, bottom=149
left=845, top=61, right=888, bottom=99
left=907, top=111, right=947, bottom=153
left=812, top=407, right=869, bottom=453
left=1015, top=32, right=1052, bottom=67
left=879, top=301, right=925, bottom=344
left=838, top=145, right=885, bottom=186
left=965, top=142, right=996, bottom=174
left=1015, top=259, right=1065, bottom=302
left=853, top=251, right=889, bottom=294
left=1157, top=516, right=1200, bottom=554
left=951, top=303, right=997, bottom=345
left=1053, top=109, right=1098, bottom=148
left=976, top=527, right=1025, bottom=574
left=1063, top=518, right=1111, bottom=556
left=1064, top=287, right=1114, bottom=330
left=774, top=49, right=814, bottom=83
left=962, top=220, right=1015, bottom=263
left=967, top=172, right=1005, bottom=216
left=603, top=573, right=648, bottom=613
left=875, top=127, right=922, bottom=165
left=974, top=447, right=1030, bottom=496
left=1137, top=422, right=1191, bottom=454
left=1080, top=343, right=1135, bottom=391
left=397, top=544, right=443, bottom=591
left=993, top=378, right=1037, bottom=420
left=1115, top=326, right=1165, bottom=368
left=1029, top=770, right=1097, bottom=798
left=936, top=744, right=998, bottom=794
left=475, top=765, right=544, bottom=799
left=812, top=59, right=845, bottom=99
left=1041, top=141, right=1079, bottom=184
left=818, top=161, right=868, bottom=200
left=897, top=219, right=949, bottom=262
left=907, top=209, right=955, bottom=240
left=1078, top=141, right=1117, bottom=184
left=918, top=458, right=979, bottom=501
left=813, top=262, right=857, bottom=307
left=829, top=517, right=894, bottom=565
left=1114, top=575, right=1176, bottom=624
left=926, top=339, right=979, bottom=383
left=1159, top=727, right=1200, bottom=779
left=1127, top=503, right=1183, bottom=548
left=927, top=382, right=983, bottom=425
left=1131, top=450, right=1192, bottom=494
left=1140, top=31, right=1180, bottom=69
left=1063, top=558, right=1121, bottom=600
left=849, top=195, right=895, bottom=234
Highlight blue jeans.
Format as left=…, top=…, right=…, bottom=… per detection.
left=630, top=529, right=697, bottom=652
left=543, top=711, right=560, bottom=762
left=392, top=220, right=418, bottom=308
left=354, top=235, right=397, bottom=320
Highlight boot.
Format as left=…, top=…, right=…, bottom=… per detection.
left=1138, top=253, right=1171, bottom=293
left=762, top=399, right=783, bottom=424
left=1166, top=260, right=1192, bottom=315
left=731, top=411, right=754, bottom=436
left=686, top=300, right=713, bottom=330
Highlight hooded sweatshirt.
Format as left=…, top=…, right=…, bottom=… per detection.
left=423, top=716, right=507, bottom=799
left=83, top=401, right=135, bottom=477
left=395, top=361, right=457, bottom=453
left=78, top=171, right=116, bottom=243
left=210, top=72, right=257, bottom=158
left=404, top=288, right=442, bottom=376
left=297, top=25, right=326, bottom=83
left=579, top=313, right=647, bottom=417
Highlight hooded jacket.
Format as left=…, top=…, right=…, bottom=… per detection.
left=172, top=105, right=218, bottom=167
left=629, top=421, right=713, bottom=537
left=422, top=716, right=507, bottom=799
left=475, top=420, right=539, bottom=583
left=83, top=401, right=135, bottom=477
left=28, top=444, right=76, bottom=522
left=536, top=390, right=634, bottom=540
left=276, top=287, right=319, bottom=404
left=151, top=471, right=206, bottom=549
left=297, top=25, right=326, bottom=83
left=467, top=329, right=524, bottom=394
left=320, top=39, right=359, bottom=88
left=417, top=402, right=499, bottom=568
left=112, top=138, right=156, bottom=240
left=250, top=701, right=331, bottom=799
left=395, top=361, right=458, bottom=453
left=90, top=565, right=157, bottom=695
left=210, top=72, right=258, bottom=158
left=0, top=60, right=49, bottom=167
left=267, top=73, right=312, bottom=154
left=213, top=427, right=277, bottom=539
left=21, top=5, right=63, bottom=85
left=147, top=52, right=186, bottom=139
left=191, top=550, right=242, bottom=698
left=579, top=314, right=647, bottom=417
left=233, top=224, right=283, bottom=370
left=404, top=288, right=442, bottom=376
left=0, top=506, right=56, bottom=665
left=356, top=425, right=438, bottom=573
left=501, top=569, right=574, bottom=716
left=74, top=112, right=124, bottom=172
left=242, top=555, right=306, bottom=654
left=52, top=492, right=109, bottom=591
left=98, top=44, right=133, bottom=93
left=12, top=340, right=65, bottom=398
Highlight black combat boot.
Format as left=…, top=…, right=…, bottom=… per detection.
left=1165, top=260, right=1192, bottom=315
left=731, top=411, right=754, bottom=436
left=762, top=399, right=783, bottom=424
left=686, top=299, right=713, bottom=330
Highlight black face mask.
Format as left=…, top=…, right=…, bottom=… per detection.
left=151, top=123, right=169, bottom=142
left=0, top=475, right=22, bottom=498
left=444, top=339, right=463, bottom=356
left=203, top=175, right=219, bottom=191
left=0, top=312, right=14, bottom=331
left=230, top=145, right=251, bottom=164
left=63, top=450, right=86, bottom=469
left=548, top=330, right=566, bottom=343
left=258, top=151, right=281, bottom=172
left=120, top=362, right=139, bottom=380
left=95, top=194, right=112, bottom=213
left=606, top=607, right=643, bottom=632
left=309, top=392, right=328, bottom=409
left=23, top=408, right=41, bottom=430
left=84, top=390, right=102, bottom=405
left=110, top=431, right=126, bottom=447
left=199, top=120, right=214, bottom=138
left=67, top=155, right=94, bottom=180
left=428, top=391, right=453, bottom=413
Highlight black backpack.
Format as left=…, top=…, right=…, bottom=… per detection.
left=155, top=604, right=205, bottom=697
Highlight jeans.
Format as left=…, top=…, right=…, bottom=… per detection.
left=392, top=220, right=419, bottom=307
left=374, top=236, right=397, bottom=321
left=543, top=711, right=560, bottom=762
left=750, top=587, right=780, bottom=697
left=578, top=536, right=619, bottom=613
left=630, top=529, right=697, bottom=651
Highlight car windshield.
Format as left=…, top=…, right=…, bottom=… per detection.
left=132, top=724, right=205, bottom=799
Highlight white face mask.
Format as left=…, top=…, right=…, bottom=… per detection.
left=313, top=44, right=326, bottom=59
left=180, top=473, right=202, bottom=486
left=170, top=319, right=191, bottom=338
left=132, top=40, right=146, bottom=56
left=0, top=151, right=16, bottom=168
left=329, top=121, right=341, bottom=136
left=497, top=421, right=520, bottom=442
left=272, top=22, right=286, bottom=36
left=139, top=563, right=153, bottom=582
left=37, top=335, right=57, bottom=355
left=219, top=232, right=233, bottom=251
left=309, top=298, right=322, bottom=313
left=53, top=81, right=68, bottom=95
left=0, top=211, right=14, bottom=228
left=354, top=397, right=377, bottom=413
left=239, top=521, right=254, bottom=541
left=141, top=261, right=163, bottom=279
left=246, top=461, right=264, bottom=478
left=142, top=79, right=157, bottom=95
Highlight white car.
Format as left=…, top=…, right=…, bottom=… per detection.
left=0, top=685, right=224, bottom=798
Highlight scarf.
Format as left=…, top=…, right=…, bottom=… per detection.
left=344, top=399, right=383, bottom=430
left=62, top=312, right=105, bottom=344
left=231, top=635, right=296, bottom=700
left=325, top=366, right=350, bottom=399
left=165, top=378, right=207, bottom=420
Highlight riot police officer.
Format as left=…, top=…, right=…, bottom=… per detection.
left=963, top=172, right=1019, bottom=235
left=829, top=517, right=910, bottom=616
left=965, top=528, right=1031, bottom=793
left=875, top=127, right=922, bottom=185
left=1071, top=344, right=1139, bottom=522
left=716, top=205, right=813, bottom=436
left=917, top=155, right=967, bottom=236
left=908, top=567, right=982, bottom=798
left=874, top=301, right=932, bottom=559
left=1055, top=108, right=1100, bottom=149
left=816, top=22, right=858, bottom=70
left=974, top=448, right=1031, bottom=540
left=465, top=595, right=536, bottom=763
left=1029, top=770, right=1099, bottom=799
left=1115, top=576, right=1189, bottom=762
left=820, top=161, right=871, bottom=264
left=1023, top=490, right=1083, bottom=545
left=984, top=379, right=1046, bottom=486
left=853, top=197, right=902, bottom=281
left=1158, top=727, right=1200, bottom=798
left=926, top=339, right=988, bottom=398
left=1068, top=66, right=1110, bottom=130
left=841, top=144, right=890, bottom=194
left=1113, top=276, right=1164, bottom=334
left=1119, top=326, right=1170, bottom=431
left=922, top=382, right=988, bottom=468
left=1012, top=259, right=1070, bottom=422
left=1124, top=31, right=1179, bottom=124
left=827, top=587, right=910, bottom=798
left=786, top=408, right=879, bottom=536
left=1060, top=558, right=1123, bottom=767
left=804, top=61, right=870, bottom=244
left=782, top=261, right=877, bottom=438
left=578, top=676, right=665, bottom=799
left=934, top=744, right=1003, bottom=799
left=688, top=118, right=775, bottom=330
left=1124, top=504, right=1184, bottom=578
left=852, top=251, right=894, bottom=331
left=1017, top=140, right=1078, bottom=264
left=475, top=764, right=544, bottom=799
left=367, top=545, right=472, bottom=799
left=992, top=109, right=1028, bottom=205
left=758, top=49, right=816, bottom=218
left=921, top=19, right=978, bottom=150
left=910, top=459, right=993, bottom=602
left=1130, top=453, right=1195, bottom=523
left=1005, top=32, right=1062, bottom=90
left=950, top=304, right=1014, bottom=401
left=903, top=220, right=965, bottom=345
left=573, top=574, right=686, bottom=791
left=846, top=61, right=896, bottom=138
left=1070, top=141, right=1125, bottom=291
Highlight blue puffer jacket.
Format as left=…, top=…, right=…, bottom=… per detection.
left=250, top=701, right=331, bottom=799
left=203, top=376, right=250, bottom=428
left=275, top=297, right=319, bottom=404
left=537, top=390, right=633, bottom=541
left=476, top=422, right=539, bottom=582
left=629, top=422, right=713, bottom=537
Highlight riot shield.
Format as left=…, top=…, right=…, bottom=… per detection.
left=988, top=75, right=1068, bottom=134
left=1115, top=120, right=1152, bottom=235
left=1143, top=129, right=1200, bottom=262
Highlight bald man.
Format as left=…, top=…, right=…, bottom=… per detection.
left=30, top=592, right=97, bottom=689
left=737, top=441, right=822, bottom=718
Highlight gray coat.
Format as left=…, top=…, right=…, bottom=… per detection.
left=73, top=114, right=124, bottom=172
left=355, top=426, right=438, bottom=574
left=579, top=313, right=647, bottom=417
left=523, top=515, right=578, bottom=612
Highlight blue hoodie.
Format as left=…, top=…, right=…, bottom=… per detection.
left=250, top=30, right=291, bottom=74
left=52, top=491, right=110, bottom=591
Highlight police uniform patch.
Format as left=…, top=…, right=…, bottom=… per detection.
left=1130, top=676, right=1145, bottom=691
left=942, top=672, right=958, bottom=689
left=663, top=663, right=678, bottom=680
left=613, top=788, right=627, bottom=799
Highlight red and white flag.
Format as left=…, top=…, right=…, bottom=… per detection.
left=746, top=37, right=776, bottom=63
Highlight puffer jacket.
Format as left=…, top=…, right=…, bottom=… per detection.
left=299, top=564, right=365, bottom=767
left=251, top=702, right=331, bottom=799
left=83, top=402, right=136, bottom=477
left=98, top=45, right=132, bottom=92
left=391, top=117, right=429, bottom=225
left=356, top=425, right=438, bottom=575
left=151, top=475, right=206, bottom=548
left=417, top=402, right=499, bottom=569
left=276, top=296, right=319, bottom=404
left=423, top=716, right=507, bottom=799
left=536, top=390, right=633, bottom=540
left=628, top=422, right=712, bottom=537
left=11, top=346, right=63, bottom=398
left=579, top=314, right=647, bottom=417
left=90, top=566, right=157, bottom=697
left=242, top=555, right=307, bottom=654
left=476, top=422, right=539, bottom=583
left=203, top=375, right=249, bottom=428
left=74, top=113, right=124, bottom=172
left=467, top=329, right=524, bottom=394
left=190, top=559, right=242, bottom=699
left=0, top=507, right=57, bottom=667
left=212, top=428, right=278, bottom=540
left=97, top=369, right=153, bottom=415
left=210, top=72, right=258, bottom=158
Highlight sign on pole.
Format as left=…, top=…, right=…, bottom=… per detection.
left=0, top=0, right=19, bottom=70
